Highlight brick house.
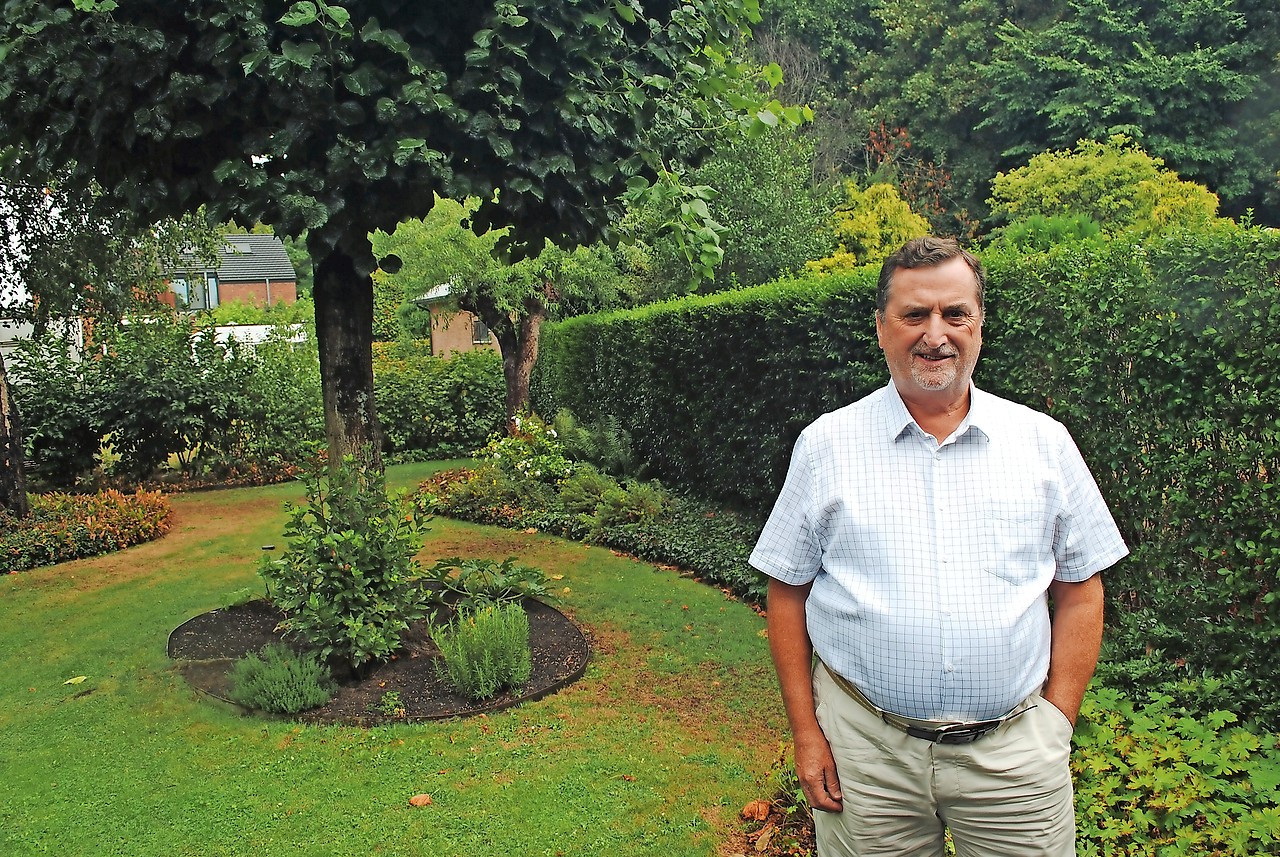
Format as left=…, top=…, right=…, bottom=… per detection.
left=165, top=234, right=298, bottom=311
left=412, top=283, right=502, bottom=358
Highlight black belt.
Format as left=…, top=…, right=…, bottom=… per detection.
left=820, top=661, right=1034, bottom=745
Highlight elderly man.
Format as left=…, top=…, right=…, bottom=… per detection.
left=751, top=237, right=1128, bottom=855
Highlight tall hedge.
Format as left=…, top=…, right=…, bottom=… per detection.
left=532, top=270, right=883, bottom=508
left=532, top=226, right=1280, bottom=726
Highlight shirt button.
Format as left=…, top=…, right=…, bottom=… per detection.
left=945, top=663, right=955, bottom=672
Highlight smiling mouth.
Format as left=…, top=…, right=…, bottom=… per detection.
left=913, top=351, right=957, bottom=362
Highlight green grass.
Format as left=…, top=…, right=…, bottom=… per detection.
left=0, top=462, right=786, bottom=856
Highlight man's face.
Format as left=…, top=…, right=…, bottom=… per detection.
left=875, top=256, right=983, bottom=402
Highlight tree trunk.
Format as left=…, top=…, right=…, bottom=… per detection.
left=312, top=248, right=384, bottom=472
left=492, top=297, right=547, bottom=426
left=0, top=351, right=30, bottom=518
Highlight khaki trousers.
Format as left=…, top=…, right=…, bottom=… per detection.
left=812, top=663, right=1077, bottom=856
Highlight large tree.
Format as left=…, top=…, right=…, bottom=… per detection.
left=0, top=0, right=786, bottom=467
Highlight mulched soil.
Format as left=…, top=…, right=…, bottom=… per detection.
left=167, top=598, right=590, bottom=725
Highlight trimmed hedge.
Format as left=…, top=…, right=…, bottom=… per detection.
left=532, top=270, right=883, bottom=508
left=531, top=226, right=1280, bottom=727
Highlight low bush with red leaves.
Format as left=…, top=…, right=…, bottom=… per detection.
left=1, top=489, right=172, bottom=573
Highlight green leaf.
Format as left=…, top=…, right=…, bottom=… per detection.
left=613, top=1, right=638, bottom=24
left=280, top=41, right=321, bottom=68
left=322, top=4, right=351, bottom=29
left=239, top=51, right=270, bottom=76
left=279, top=2, right=319, bottom=27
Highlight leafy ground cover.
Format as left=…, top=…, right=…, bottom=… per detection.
left=0, top=462, right=793, bottom=857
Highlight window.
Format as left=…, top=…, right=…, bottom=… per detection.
left=472, top=319, right=492, bottom=345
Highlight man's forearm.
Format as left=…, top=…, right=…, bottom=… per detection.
left=1044, top=574, right=1105, bottom=725
left=767, top=577, right=843, bottom=812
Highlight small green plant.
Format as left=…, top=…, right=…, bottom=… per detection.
left=422, top=556, right=554, bottom=611
left=371, top=690, right=406, bottom=718
left=1072, top=686, right=1280, bottom=855
left=593, top=479, right=669, bottom=528
left=552, top=408, right=643, bottom=477
left=557, top=464, right=619, bottom=515
left=227, top=643, right=335, bottom=715
left=432, top=602, right=532, bottom=701
left=259, top=455, right=430, bottom=671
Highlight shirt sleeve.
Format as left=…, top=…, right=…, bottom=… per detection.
left=750, top=430, right=824, bottom=585
left=1052, top=427, right=1130, bottom=582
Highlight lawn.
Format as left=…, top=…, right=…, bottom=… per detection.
left=0, top=462, right=789, bottom=857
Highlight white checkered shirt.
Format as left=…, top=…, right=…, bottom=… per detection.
left=751, top=383, right=1129, bottom=721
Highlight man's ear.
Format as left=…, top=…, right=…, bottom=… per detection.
left=874, top=310, right=885, bottom=349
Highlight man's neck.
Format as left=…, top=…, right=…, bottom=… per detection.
left=898, top=386, right=971, bottom=443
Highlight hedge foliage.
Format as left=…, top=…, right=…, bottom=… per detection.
left=10, top=323, right=504, bottom=489
left=532, top=270, right=884, bottom=509
left=372, top=346, right=506, bottom=460
left=531, top=226, right=1280, bottom=728
left=1, top=489, right=172, bottom=572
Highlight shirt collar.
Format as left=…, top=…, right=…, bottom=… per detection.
left=882, top=381, right=992, bottom=445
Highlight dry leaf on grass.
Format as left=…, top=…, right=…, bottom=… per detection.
left=754, top=821, right=777, bottom=852
left=408, top=794, right=433, bottom=807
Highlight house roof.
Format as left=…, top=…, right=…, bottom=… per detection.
left=216, top=235, right=296, bottom=282
left=171, top=234, right=296, bottom=283
left=411, top=282, right=454, bottom=306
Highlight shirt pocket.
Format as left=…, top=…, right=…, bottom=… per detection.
left=979, top=495, right=1050, bottom=584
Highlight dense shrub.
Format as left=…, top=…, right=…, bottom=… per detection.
left=373, top=349, right=505, bottom=459
left=12, top=319, right=508, bottom=490
left=421, top=468, right=766, bottom=603
left=1072, top=687, right=1280, bottom=855
left=228, top=643, right=335, bottom=715
left=1, top=489, right=172, bottom=572
left=7, top=337, right=100, bottom=486
left=260, top=457, right=430, bottom=671
left=531, top=270, right=883, bottom=508
left=551, top=409, right=644, bottom=478
left=11, top=315, right=323, bottom=489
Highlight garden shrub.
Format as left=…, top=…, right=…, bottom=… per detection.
left=552, top=409, right=644, bottom=478
left=0, top=489, right=172, bottom=572
left=421, top=470, right=766, bottom=604
left=228, top=643, right=335, bottom=715
left=477, top=412, right=573, bottom=483
left=432, top=602, right=532, bottom=701
left=10, top=316, right=324, bottom=489
left=556, top=465, right=619, bottom=515
left=8, top=336, right=100, bottom=489
left=1072, top=687, right=1280, bottom=855
left=374, top=349, right=505, bottom=459
left=260, top=456, right=430, bottom=671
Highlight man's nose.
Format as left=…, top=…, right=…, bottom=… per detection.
left=922, top=313, right=949, bottom=347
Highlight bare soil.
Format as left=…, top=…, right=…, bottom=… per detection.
left=167, top=598, right=590, bottom=725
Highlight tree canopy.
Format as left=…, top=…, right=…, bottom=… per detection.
left=0, top=0, right=791, bottom=464
left=758, top=0, right=1280, bottom=226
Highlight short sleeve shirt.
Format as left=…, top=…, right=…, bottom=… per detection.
left=750, top=383, right=1129, bottom=721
